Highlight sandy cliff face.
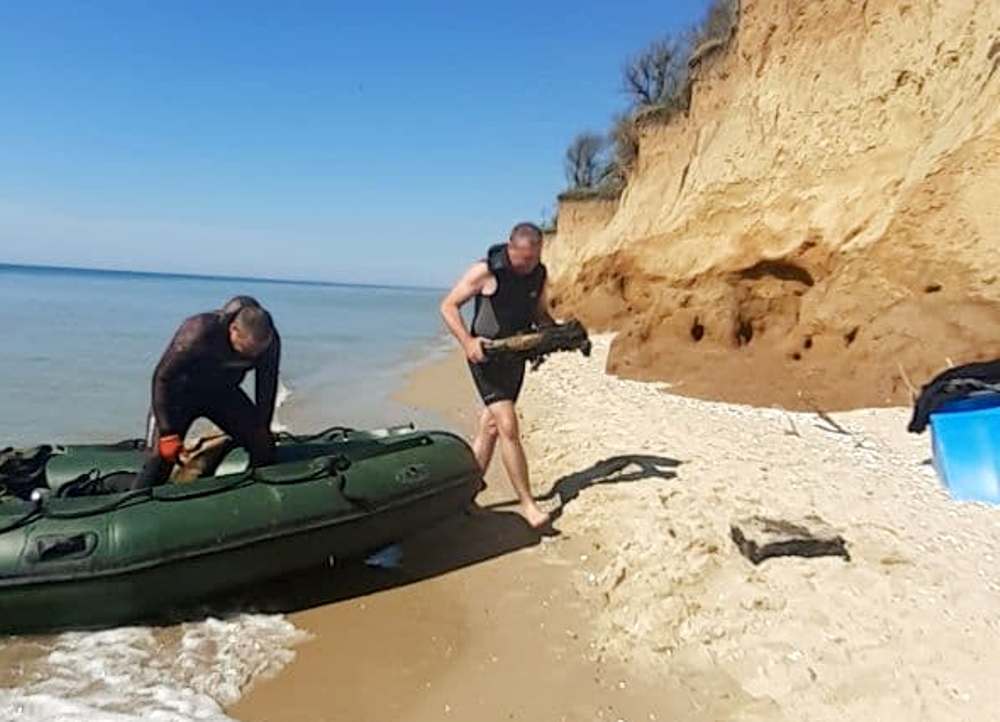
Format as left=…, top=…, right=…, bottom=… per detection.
left=545, top=0, right=1000, bottom=410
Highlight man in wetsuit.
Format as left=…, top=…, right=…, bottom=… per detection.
left=439, top=222, right=555, bottom=528
left=133, top=296, right=281, bottom=489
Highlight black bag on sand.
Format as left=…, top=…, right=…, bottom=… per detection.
left=908, top=360, right=1000, bottom=433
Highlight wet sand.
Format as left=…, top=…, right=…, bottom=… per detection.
left=231, top=350, right=737, bottom=722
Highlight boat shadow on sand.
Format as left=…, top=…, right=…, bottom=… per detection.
left=178, top=453, right=682, bottom=622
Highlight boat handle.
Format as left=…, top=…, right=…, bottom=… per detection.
left=29, top=532, right=98, bottom=563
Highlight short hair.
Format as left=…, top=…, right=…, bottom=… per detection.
left=509, top=222, right=543, bottom=246
left=232, top=306, right=274, bottom=346
left=222, top=295, right=261, bottom=316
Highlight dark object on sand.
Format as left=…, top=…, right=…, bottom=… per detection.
left=730, top=515, right=850, bottom=565
left=0, top=425, right=481, bottom=633
left=483, top=320, right=592, bottom=370
left=908, top=360, right=1000, bottom=433
left=908, top=362, right=1000, bottom=503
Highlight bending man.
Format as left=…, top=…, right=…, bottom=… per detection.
left=134, top=296, right=280, bottom=488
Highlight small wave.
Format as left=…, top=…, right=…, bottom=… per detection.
left=269, top=378, right=293, bottom=434
left=0, top=614, right=309, bottom=722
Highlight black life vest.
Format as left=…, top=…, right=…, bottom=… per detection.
left=471, top=244, right=546, bottom=340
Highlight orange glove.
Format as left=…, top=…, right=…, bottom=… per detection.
left=158, top=434, right=183, bottom=464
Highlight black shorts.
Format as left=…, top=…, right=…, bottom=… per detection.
left=468, top=356, right=526, bottom=405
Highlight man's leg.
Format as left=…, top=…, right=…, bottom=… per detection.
left=488, top=400, right=550, bottom=528
left=204, top=388, right=275, bottom=467
left=472, top=406, right=499, bottom=472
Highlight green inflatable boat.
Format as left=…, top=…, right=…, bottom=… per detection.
left=0, top=425, right=481, bottom=633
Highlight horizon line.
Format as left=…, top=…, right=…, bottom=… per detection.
left=0, top=261, right=446, bottom=292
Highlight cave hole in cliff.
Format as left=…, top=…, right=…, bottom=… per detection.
left=735, top=318, right=754, bottom=346
left=690, top=319, right=705, bottom=342
left=844, top=327, right=859, bottom=347
left=803, top=336, right=813, bottom=350
left=791, top=352, right=802, bottom=361
left=738, top=260, right=815, bottom=287
left=924, top=283, right=942, bottom=294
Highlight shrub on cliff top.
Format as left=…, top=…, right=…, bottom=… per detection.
left=608, top=0, right=739, bottom=181
left=695, top=0, right=739, bottom=47
left=564, top=132, right=610, bottom=190
left=622, top=35, right=691, bottom=111
left=608, top=112, right=640, bottom=181
left=622, top=0, right=739, bottom=117
left=557, top=185, right=624, bottom=203
left=552, top=0, right=741, bottom=204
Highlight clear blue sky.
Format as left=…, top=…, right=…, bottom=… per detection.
left=0, top=1, right=709, bottom=287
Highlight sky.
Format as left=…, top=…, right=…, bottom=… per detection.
left=0, top=1, right=711, bottom=287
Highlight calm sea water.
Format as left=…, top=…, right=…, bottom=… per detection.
left=0, top=264, right=453, bottom=446
left=0, top=264, right=462, bottom=722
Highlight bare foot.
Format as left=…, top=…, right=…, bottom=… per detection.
left=519, top=502, right=552, bottom=529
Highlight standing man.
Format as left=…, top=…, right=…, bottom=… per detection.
left=133, top=296, right=281, bottom=489
left=440, top=222, right=555, bottom=528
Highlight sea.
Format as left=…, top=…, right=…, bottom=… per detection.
left=0, top=263, right=459, bottom=721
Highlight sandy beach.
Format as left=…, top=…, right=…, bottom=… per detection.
left=514, top=336, right=1000, bottom=720
left=232, top=340, right=725, bottom=722
left=233, top=334, right=1000, bottom=722
left=5, top=2, right=997, bottom=720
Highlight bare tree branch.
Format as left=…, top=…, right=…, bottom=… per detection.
left=564, top=132, right=608, bottom=189
left=622, top=37, right=690, bottom=109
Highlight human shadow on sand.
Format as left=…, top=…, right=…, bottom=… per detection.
left=536, top=453, right=680, bottom=513
left=166, top=453, right=683, bottom=623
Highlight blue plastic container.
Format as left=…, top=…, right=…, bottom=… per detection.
left=929, top=391, right=1000, bottom=503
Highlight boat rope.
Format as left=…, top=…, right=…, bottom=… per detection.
left=0, top=454, right=355, bottom=530
left=99, top=427, right=356, bottom=453
left=0, top=504, right=41, bottom=535
left=273, top=426, right=354, bottom=444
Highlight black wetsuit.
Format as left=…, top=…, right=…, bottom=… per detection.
left=469, top=244, right=547, bottom=404
left=133, top=308, right=281, bottom=488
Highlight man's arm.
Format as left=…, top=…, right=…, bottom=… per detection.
left=151, top=317, right=208, bottom=434
left=439, top=262, right=492, bottom=363
left=255, top=331, right=281, bottom=431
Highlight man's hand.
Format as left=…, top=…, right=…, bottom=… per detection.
left=464, top=337, right=486, bottom=364
left=158, top=434, right=184, bottom=464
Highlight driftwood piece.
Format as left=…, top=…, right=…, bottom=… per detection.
left=731, top=515, right=850, bottom=565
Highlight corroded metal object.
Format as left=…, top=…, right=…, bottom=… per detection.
left=483, top=320, right=592, bottom=370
